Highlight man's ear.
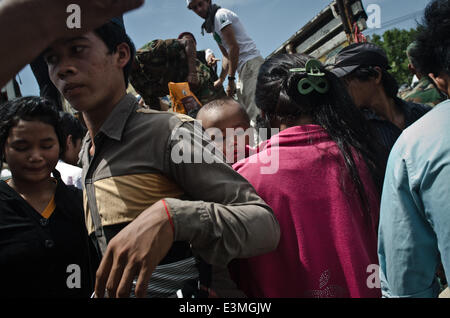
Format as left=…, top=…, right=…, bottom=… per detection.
left=374, top=66, right=383, bottom=85
left=429, top=73, right=449, bottom=96
left=66, top=134, right=73, bottom=147
left=408, top=63, right=416, bottom=76
left=115, top=43, right=131, bottom=69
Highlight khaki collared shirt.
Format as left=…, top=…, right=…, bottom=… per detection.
left=80, top=93, right=279, bottom=272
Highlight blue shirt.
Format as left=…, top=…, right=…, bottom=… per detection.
left=378, top=99, right=450, bottom=297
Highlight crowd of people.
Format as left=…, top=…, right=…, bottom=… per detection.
left=0, top=0, right=449, bottom=299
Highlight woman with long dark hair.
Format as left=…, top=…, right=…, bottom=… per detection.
left=232, top=53, right=385, bottom=297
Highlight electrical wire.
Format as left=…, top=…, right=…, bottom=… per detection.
left=364, top=9, right=424, bottom=34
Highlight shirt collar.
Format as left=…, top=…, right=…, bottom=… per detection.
left=99, top=93, right=138, bottom=142
left=361, top=98, right=430, bottom=130
left=361, top=98, right=409, bottom=121
left=395, top=97, right=426, bottom=127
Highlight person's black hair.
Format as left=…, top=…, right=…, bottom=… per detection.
left=58, top=112, right=87, bottom=147
left=30, top=54, right=63, bottom=110
left=414, top=0, right=450, bottom=78
left=344, top=65, right=399, bottom=99
left=408, top=40, right=448, bottom=100
left=94, top=21, right=136, bottom=88
left=255, top=53, right=386, bottom=225
left=406, top=42, right=420, bottom=72
left=178, top=32, right=197, bottom=45
left=0, top=96, right=64, bottom=170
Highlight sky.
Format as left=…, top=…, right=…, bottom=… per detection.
left=15, top=0, right=432, bottom=96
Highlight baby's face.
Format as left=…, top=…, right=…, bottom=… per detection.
left=216, top=122, right=250, bottom=164
left=198, top=104, right=251, bottom=164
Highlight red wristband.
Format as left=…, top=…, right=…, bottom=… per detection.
left=161, top=199, right=174, bottom=234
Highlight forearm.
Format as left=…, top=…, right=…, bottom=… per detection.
left=165, top=196, right=279, bottom=265
left=165, top=121, right=280, bottom=265
left=218, top=56, right=229, bottom=82
left=0, top=1, right=59, bottom=87
left=183, top=39, right=197, bottom=76
left=0, top=0, right=144, bottom=87
left=227, top=45, right=239, bottom=78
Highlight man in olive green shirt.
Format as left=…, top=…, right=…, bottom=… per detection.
left=44, top=19, right=279, bottom=298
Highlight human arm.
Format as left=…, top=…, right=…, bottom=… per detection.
left=164, top=121, right=279, bottom=263
left=378, top=134, right=445, bottom=298
left=215, top=45, right=229, bottom=89
left=180, top=38, right=199, bottom=90
left=94, top=117, right=280, bottom=298
left=219, top=24, right=240, bottom=96
left=94, top=200, right=173, bottom=298
left=0, top=0, right=144, bottom=87
left=206, top=52, right=220, bottom=68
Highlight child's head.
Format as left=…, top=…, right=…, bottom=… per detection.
left=197, top=97, right=251, bottom=164
left=414, top=0, right=450, bottom=96
left=59, top=112, right=87, bottom=166
left=0, top=97, right=63, bottom=184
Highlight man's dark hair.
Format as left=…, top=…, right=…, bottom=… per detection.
left=406, top=42, right=420, bottom=71
left=344, top=66, right=399, bottom=99
left=58, top=112, right=87, bottom=147
left=178, top=32, right=197, bottom=45
left=0, top=97, right=64, bottom=169
left=414, top=0, right=450, bottom=77
left=94, top=21, right=136, bottom=88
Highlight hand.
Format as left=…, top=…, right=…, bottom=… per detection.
left=94, top=200, right=174, bottom=298
left=207, top=56, right=220, bottom=68
left=138, top=97, right=146, bottom=107
left=214, top=78, right=224, bottom=89
left=226, top=80, right=236, bottom=97
left=0, top=0, right=144, bottom=88
left=187, top=73, right=199, bottom=91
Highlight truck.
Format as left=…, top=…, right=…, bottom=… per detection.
left=268, top=0, right=368, bottom=64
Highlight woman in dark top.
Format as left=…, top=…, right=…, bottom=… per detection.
left=0, top=96, right=98, bottom=298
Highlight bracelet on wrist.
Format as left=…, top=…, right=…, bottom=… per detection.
left=161, top=199, right=174, bottom=233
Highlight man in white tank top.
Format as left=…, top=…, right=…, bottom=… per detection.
left=187, top=0, right=264, bottom=125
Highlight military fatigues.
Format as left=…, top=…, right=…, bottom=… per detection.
left=130, top=39, right=225, bottom=109
left=399, top=77, right=445, bottom=107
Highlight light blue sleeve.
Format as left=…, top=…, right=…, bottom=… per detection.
left=378, top=135, right=441, bottom=298
left=419, top=137, right=450, bottom=292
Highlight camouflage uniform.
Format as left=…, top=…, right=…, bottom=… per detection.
left=130, top=39, right=225, bottom=109
left=399, top=77, right=445, bottom=107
